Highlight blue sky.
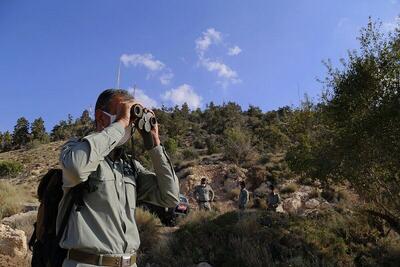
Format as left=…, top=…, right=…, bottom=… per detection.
left=0, top=0, right=399, bottom=132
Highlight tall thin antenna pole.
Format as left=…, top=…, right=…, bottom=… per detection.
left=116, top=61, right=121, bottom=89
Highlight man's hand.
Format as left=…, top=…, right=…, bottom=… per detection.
left=140, top=109, right=161, bottom=148
left=115, top=100, right=137, bottom=128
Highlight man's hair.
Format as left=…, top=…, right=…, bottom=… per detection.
left=240, top=181, right=246, bottom=188
left=201, top=177, right=207, bottom=183
left=95, top=89, right=132, bottom=112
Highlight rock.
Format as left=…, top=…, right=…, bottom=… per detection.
left=0, top=223, right=27, bottom=259
left=1, top=210, right=37, bottom=232
left=282, top=196, right=302, bottom=214
left=276, top=204, right=285, bottom=213
left=304, top=198, right=320, bottom=209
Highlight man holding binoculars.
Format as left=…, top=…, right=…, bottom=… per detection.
left=57, top=89, right=180, bottom=267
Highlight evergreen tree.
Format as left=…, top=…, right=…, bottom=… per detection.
left=3, top=131, right=13, bottom=151
left=13, top=117, right=30, bottom=147
left=31, top=117, right=47, bottom=142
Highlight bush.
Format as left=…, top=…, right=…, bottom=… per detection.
left=0, top=160, right=23, bottom=177
left=280, top=183, right=298, bottom=194
left=181, top=147, right=199, bottom=160
left=223, top=127, right=259, bottom=166
left=139, top=210, right=400, bottom=267
left=247, top=166, right=267, bottom=190
left=0, top=181, right=27, bottom=219
left=135, top=208, right=162, bottom=254
left=308, top=189, right=320, bottom=199
left=227, top=188, right=240, bottom=201
left=252, top=197, right=268, bottom=209
left=321, top=188, right=338, bottom=203
left=163, top=137, right=178, bottom=156
left=299, top=177, right=313, bottom=186
left=206, top=135, right=220, bottom=154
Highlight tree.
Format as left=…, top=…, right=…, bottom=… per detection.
left=287, top=19, right=400, bottom=234
left=2, top=131, right=13, bottom=151
left=13, top=117, right=30, bottom=147
left=31, top=117, right=48, bottom=142
left=223, top=127, right=258, bottom=166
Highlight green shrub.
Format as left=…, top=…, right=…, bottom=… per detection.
left=0, top=160, right=23, bottom=177
left=206, top=135, right=220, bottom=154
left=139, top=210, right=400, bottom=267
left=281, top=183, right=298, bottom=194
left=181, top=147, right=199, bottom=160
left=163, top=138, right=178, bottom=156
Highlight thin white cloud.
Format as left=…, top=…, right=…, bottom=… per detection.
left=121, top=53, right=165, bottom=71
left=162, top=84, right=202, bottom=109
left=195, top=28, right=241, bottom=87
left=228, top=45, right=242, bottom=56
left=195, top=28, right=222, bottom=57
left=120, top=53, right=173, bottom=85
left=200, top=58, right=240, bottom=85
left=128, top=87, right=158, bottom=108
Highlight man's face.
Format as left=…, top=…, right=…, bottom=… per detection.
left=95, top=95, right=127, bottom=131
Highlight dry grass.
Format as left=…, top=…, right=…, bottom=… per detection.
left=0, top=181, right=32, bottom=219
left=135, top=208, right=162, bottom=253
left=178, top=209, right=218, bottom=226
left=227, top=188, right=240, bottom=201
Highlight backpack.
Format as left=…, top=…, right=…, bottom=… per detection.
left=29, top=169, right=88, bottom=267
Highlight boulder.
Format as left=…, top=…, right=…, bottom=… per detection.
left=304, top=198, right=320, bottom=209
left=282, top=196, right=302, bottom=214
left=0, top=223, right=27, bottom=260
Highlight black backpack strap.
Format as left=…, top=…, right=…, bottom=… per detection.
left=28, top=223, right=37, bottom=251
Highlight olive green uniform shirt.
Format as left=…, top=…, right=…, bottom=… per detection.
left=193, top=184, right=214, bottom=202
left=56, top=122, right=179, bottom=267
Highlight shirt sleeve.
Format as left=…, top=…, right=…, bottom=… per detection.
left=59, top=122, right=125, bottom=188
left=136, top=145, right=180, bottom=208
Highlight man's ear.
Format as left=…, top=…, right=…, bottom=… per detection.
left=95, top=109, right=106, bottom=130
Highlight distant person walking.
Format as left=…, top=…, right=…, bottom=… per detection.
left=267, top=184, right=281, bottom=211
left=194, top=177, right=215, bottom=211
left=238, top=181, right=249, bottom=210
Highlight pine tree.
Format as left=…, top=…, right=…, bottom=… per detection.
left=3, top=131, right=13, bottom=151
left=31, top=117, right=47, bottom=142
left=13, top=117, right=30, bottom=147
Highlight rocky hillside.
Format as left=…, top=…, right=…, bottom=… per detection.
left=0, top=141, right=397, bottom=267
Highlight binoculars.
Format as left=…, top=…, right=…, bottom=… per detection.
left=130, top=104, right=157, bottom=150
left=130, top=104, right=157, bottom=133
